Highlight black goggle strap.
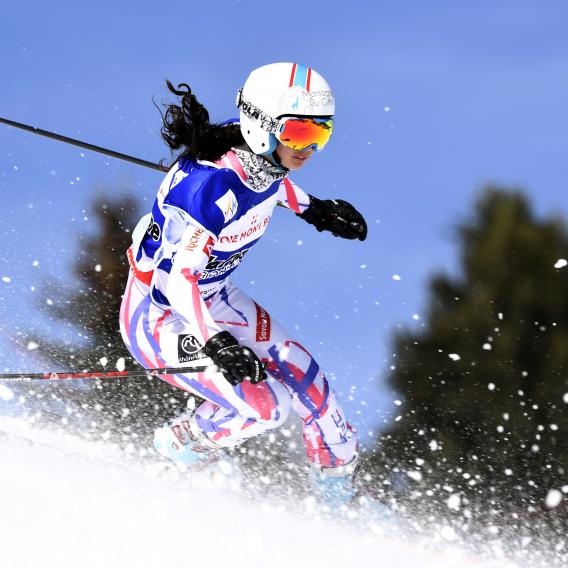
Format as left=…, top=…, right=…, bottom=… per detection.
left=236, top=88, right=279, bottom=134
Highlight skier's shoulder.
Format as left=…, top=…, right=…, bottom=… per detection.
left=160, top=157, right=236, bottom=212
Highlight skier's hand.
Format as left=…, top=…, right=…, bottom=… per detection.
left=203, top=331, right=267, bottom=385
left=298, top=196, right=367, bottom=241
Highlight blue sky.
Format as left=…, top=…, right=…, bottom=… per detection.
left=1, top=1, right=567, bottom=438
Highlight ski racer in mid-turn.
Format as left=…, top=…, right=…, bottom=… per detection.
left=119, top=62, right=367, bottom=505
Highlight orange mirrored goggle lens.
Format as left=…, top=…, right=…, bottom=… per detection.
left=276, top=118, right=333, bottom=152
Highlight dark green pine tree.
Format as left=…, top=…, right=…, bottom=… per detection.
left=30, top=193, right=192, bottom=443
left=367, top=188, right=568, bottom=515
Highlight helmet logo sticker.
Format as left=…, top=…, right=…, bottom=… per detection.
left=278, top=86, right=334, bottom=116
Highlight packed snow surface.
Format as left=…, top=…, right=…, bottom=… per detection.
left=0, top=418, right=517, bottom=568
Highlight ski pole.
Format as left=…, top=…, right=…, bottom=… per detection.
left=0, top=116, right=169, bottom=173
left=0, top=365, right=210, bottom=382
left=1, top=116, right=289, bottom=208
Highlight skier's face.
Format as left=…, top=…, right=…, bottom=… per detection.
left=275, top=143, right=315, bottom=170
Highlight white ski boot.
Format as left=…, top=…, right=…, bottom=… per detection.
left=153, top=411, right=223, bottom=470
left=308, top=456, right=359, bottom=509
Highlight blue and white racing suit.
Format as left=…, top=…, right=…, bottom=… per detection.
left=119, top=149, right=357, bottom=469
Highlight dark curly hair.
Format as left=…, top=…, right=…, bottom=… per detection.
left=160, top=80, right=245, bottom=162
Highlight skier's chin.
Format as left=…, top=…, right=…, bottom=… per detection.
left=275, top=144, right=314, bottom=170
left=287, top=155, right=311, bottom=170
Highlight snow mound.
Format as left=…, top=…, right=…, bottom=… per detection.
left=0, top=418, right=516, bottom=568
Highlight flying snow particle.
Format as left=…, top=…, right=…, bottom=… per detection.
left=412, top=314, right=420, bottom=321
left=278, top=346, right=290, bottom=361
left=447, top=494, right=461, bottom=511
left=440, top=526, right=458, bottom=541
left=116, top=358, right=126, bottom=372
left=100, top=357, right=108, bottom=367
left=2, top=276, right=11, bottom=283
left=430, top=440, right=439, bottom=451
left=448, top=353, right=461, bottom=361
left=26, top=341, right=39, bottom=351
left=95, top=264, right=102, bottom=272
left=218, top=460, right=233, bottom=475
left=32, top=260, right=39, bottom=267
left=392, top=274, right=401, bottom=281
left=488, top=383, right=496, bottom=391
left=563, top=393, right=568, bottom=404
left=545, top=489, right=563, bottom=509
left=483, top=343, right=492, bottom=350
left=0, top=385, right=14, bottom=401
left=384, top=106, right=391, bottom=112
left=554, top=259, right=567, bottom=269
left=406, top=470, right=422, bottom=482
left=297, top=240, right=303, bottom=246
left=488, top=526, right=500, bottom=535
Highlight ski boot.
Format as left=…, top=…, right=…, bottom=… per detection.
left=309, top=456, right=359, bottom=509
left=153, top=411, right=223, bottom=470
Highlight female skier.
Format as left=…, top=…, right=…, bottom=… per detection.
left=119, top=62, right=367, bottom=504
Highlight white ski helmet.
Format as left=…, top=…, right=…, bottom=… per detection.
left=236, top=62, right=335, bottom=155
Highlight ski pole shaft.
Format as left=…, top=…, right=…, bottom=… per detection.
left=0, top=116, right=169, bottom=173
left=0, top=365, right=210, bottom=382
left=1, top=115, right=288, bottom=209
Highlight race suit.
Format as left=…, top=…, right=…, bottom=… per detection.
left=119, top=148, right=357, bottom=469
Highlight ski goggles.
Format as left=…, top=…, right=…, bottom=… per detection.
left=275, top=117, right=334, bottom=152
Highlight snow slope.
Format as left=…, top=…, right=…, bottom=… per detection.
left=0, top=418, right=516, bottom=568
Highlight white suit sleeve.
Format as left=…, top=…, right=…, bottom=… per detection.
left=166, top=223, right=222, bottom=344
left=277, top=178, right=311, bottom=214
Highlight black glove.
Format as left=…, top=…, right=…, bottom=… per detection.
left=298, top=196, right=367, bottom=241
left=203, top=331, right=267, bottom=385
